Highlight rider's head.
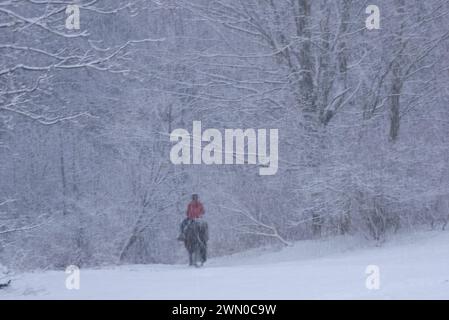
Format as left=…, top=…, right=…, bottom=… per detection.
left=192, top=194, right=199, bottom=201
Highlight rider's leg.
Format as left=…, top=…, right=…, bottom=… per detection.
left=178, top=218, right=189, bottom=240
left=181, top=218, right=187, bottom=231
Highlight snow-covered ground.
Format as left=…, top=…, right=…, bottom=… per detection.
left=1, top=230, right=448, bottom=299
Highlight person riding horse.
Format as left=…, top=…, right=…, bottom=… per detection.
left=178, top=194, right=208, bottom=266
left=178, top=194, right=204, bottom=240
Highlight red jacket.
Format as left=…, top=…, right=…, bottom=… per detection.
left=187, top=200, right=204, bottom=219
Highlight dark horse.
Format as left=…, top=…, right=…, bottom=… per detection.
left=183, top=219, right=208, bottom=267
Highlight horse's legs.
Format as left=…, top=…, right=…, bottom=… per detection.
left=194, top=249, right=203, bottom=268
left=200, top=244, right=207, bottom=263
left=189, top=252, right=193, bottom=266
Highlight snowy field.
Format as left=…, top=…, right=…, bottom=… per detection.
left=1, top=230, right=448, bottom=300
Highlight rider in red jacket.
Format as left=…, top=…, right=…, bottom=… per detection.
left=186, top=194, right=205, bottom=219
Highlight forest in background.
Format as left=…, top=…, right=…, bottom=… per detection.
left=1, top=0, right=449, bottom=270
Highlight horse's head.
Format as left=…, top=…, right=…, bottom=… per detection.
left=184, top=220, right=208, bottom=247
